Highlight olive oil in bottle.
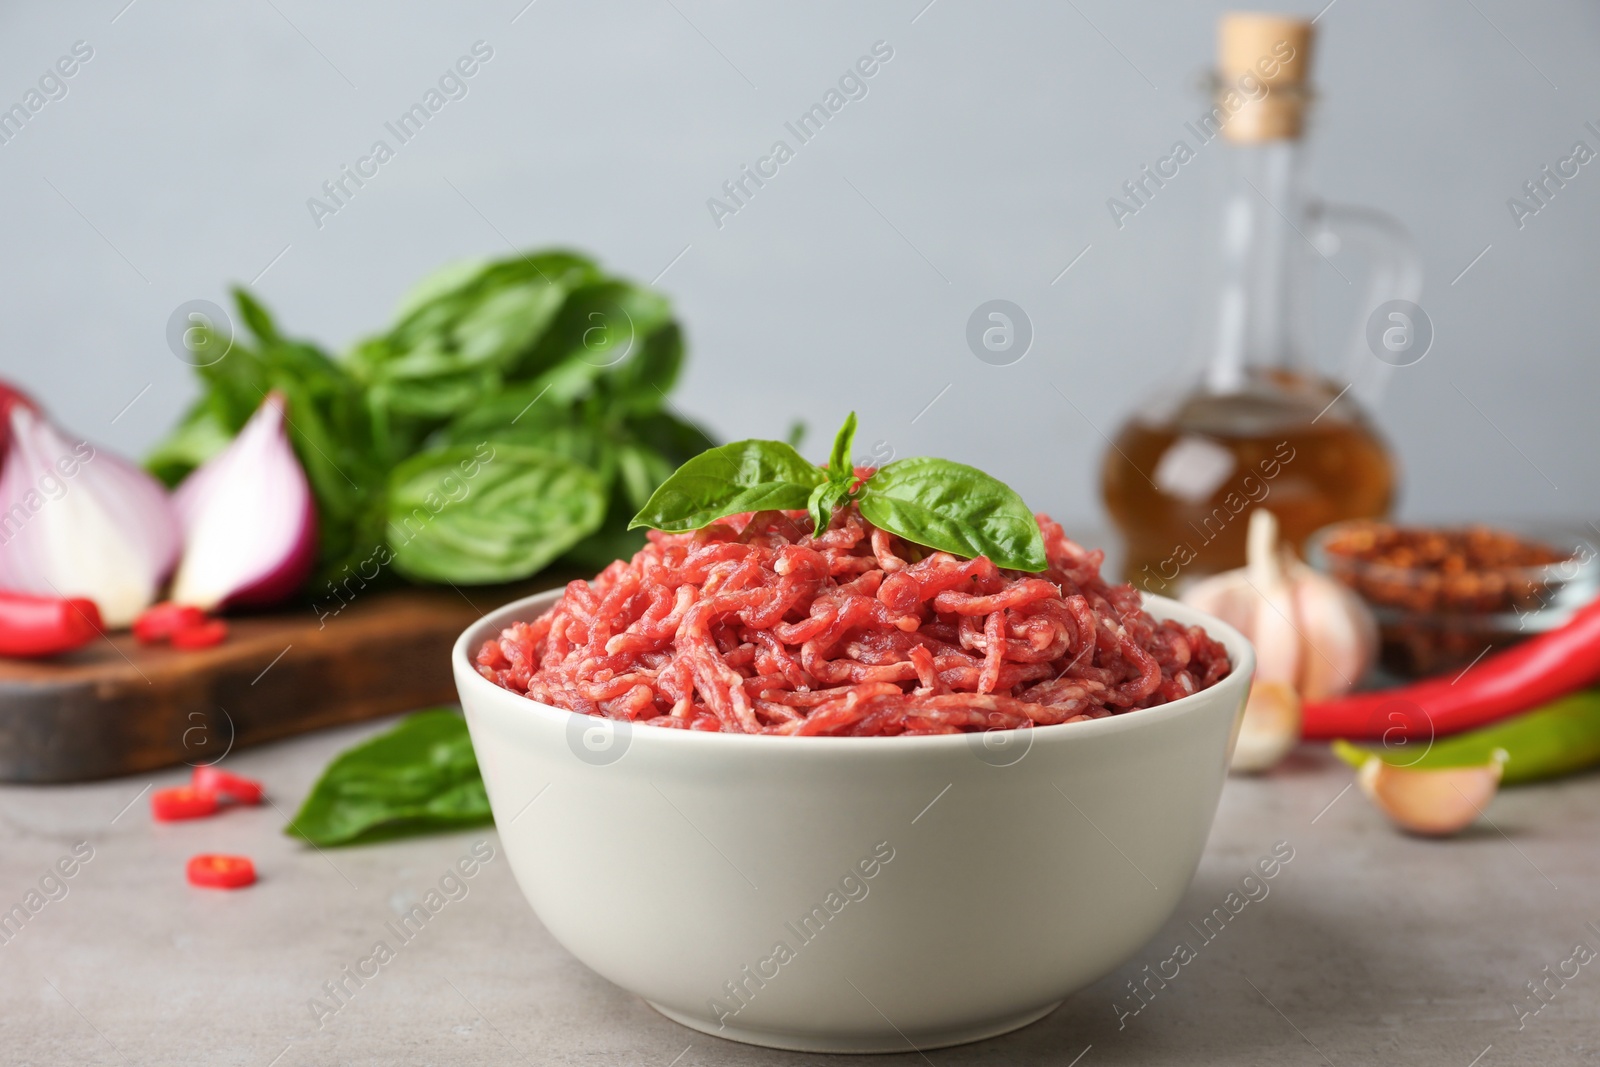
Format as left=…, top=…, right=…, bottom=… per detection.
left=1101, top=13, right=1407, bottom=593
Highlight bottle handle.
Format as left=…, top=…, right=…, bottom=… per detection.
left=1303, top=201, right=1424, bottom=409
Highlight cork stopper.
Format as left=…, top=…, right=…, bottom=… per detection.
left=1216, top=12, right=1315, bottom=143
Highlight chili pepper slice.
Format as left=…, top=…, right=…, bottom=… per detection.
left=170, top=618, right=228, bottom=650
left=132, top=602, right=208, bottom=645
left=192, top=765, right=264, bottom=805
left=1304, top=595, right=1600, bottom=741
left=151, top=786, right=220, bottom=821
left=186, top=854, right=255, bottom=889
left=0, top=591, right=102, bottom=659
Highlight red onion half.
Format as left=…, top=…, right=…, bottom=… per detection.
left=171, top=392, right=317, bottom=610
left=0, top=404, right=181, bottom=628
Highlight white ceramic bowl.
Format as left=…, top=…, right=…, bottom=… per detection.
left=453, top=590, right=1252, bottom=1054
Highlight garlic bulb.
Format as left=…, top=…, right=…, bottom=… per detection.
left=1186, top=509, right=1377, bottom=698
left=1183, top=509, right=1378, bottom=773
left=0, top=402, right=181, bottom=627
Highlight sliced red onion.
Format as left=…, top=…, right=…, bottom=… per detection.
left=170, top=391, right=316, bottom=611
left=0, top=404, right=181, bottom=628
left=0, top=382, right=37, bottom=469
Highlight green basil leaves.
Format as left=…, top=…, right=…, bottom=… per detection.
left=629, top=413, right=1048, bottom=572
left=628, top=439, right=824, bottom=532
left=804, top=412, right=859, bottom=535
left=857, top=456, right=1047, bottom=571
left=285, top=709, right=492, bottom=847
left=149, top=252, right=714, bottom=591
left=387, top=444, right=606, bottom=583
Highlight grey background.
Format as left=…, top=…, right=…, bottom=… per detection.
left=2, top=0, right=1596, bottom=539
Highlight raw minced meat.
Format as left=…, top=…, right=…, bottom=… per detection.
left=476, top=507, right=1231, bottom=735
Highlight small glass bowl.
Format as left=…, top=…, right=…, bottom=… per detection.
left=1306, top=520, right=1600, bottom=679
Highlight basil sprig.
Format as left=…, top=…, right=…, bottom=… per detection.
left=285, top=709, right=491, bottom=847
left=629, top=413, right=1048, bottom=572
left=806, top=411, right=858, bottom=534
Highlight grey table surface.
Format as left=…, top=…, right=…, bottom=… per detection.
left=0, top=717, right=1596, bottom=1067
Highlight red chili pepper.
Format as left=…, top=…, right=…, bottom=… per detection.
left=133, top=601, right=208, bottom=645
left=151, top=786, right=220, bottom=821
left=192, top=765, right=264, bottom=805
left=170, top=618, right=228, bottom=650
left=0, top=591, right=102, bottom=658
left=186, top=854, right=255, bottom=889
left=1304, top=595, right=1600, bottom=741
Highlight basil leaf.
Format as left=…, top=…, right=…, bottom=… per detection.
left=857, top=457, right=1048, bottom=572
left=348, top=253, right=605, bottom=454
left=436, top=393, right=611, bottom=468
left=355, top=341, right=504, bottom=409
left=434, top=402, right=714, bottom=574
left=807, top=480, right=841, bottom=537
left=387, top=443, right=606, bottom=583
left=604, top=323, right=684, bottom=417
left=519, top=280, right=672, bottom=380
left=629, top=439, right=825, bottom=532
left=437, top=279, right=569, bottom=370
left=521, top=355, right=611, bottom=410
left=560, top=508, right=648, bottom=572
left=389, top=257, right=495, bottom=322
left=285, top=709, right=491, bottom=847
left=553, top=412, right=714, bottom=570
left=616, top=442, right=675, bottom=513
left=233, top=286, right=284, bottom=346
left=382, top=254, right=599, bottom=377
left=626, top=409, right=718, bottom=468
left=827, top=411, right=857, bottom=480
left=391, top=252, right=600, bottom=325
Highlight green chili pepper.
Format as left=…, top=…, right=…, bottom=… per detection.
left=1333, top=689, right=1600, bottom=786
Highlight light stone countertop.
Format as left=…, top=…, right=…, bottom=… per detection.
left=0, top=715, right=1595, bottom=1066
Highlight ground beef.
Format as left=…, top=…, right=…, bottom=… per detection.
left=476, top=507, right=1231, bottom=735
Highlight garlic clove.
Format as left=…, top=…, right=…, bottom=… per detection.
left=170, top=392, right=317, bottom=611
left=1230, top=679, right=1302, bottom=774
left=1353, top=749, right=1506, bottom=836
left=0, top=404, right=180, bottom=628
left=1243, top=509, right=1302, bottom=688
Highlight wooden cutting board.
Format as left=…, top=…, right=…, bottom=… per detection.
left=0, top=581, right=558, bottom=784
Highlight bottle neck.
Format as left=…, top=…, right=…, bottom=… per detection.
left=1202, top=136, right=1309, bottom=394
